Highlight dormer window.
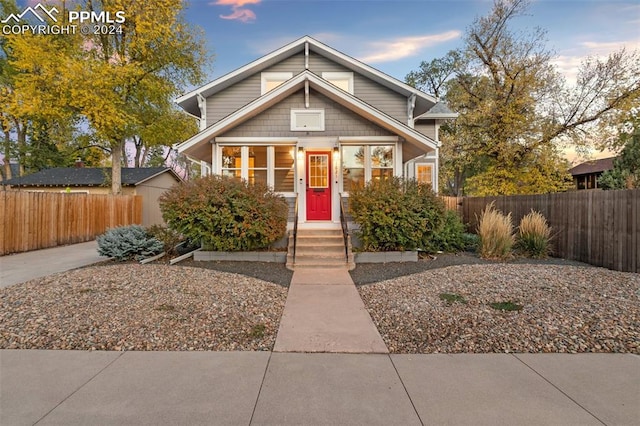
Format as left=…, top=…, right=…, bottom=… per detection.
left=261, top=72, right=293, bottom=94
left=322, top=72, right=354, bottom=94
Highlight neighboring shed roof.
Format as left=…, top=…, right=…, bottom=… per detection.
left=0, top=164, right=21, bottom=181
left=568, top=157, right=616, bottom=176
left=2, top=167, right=180, bottom=187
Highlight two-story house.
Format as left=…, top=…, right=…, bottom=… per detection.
left=175, top=36, right=455, bottom=231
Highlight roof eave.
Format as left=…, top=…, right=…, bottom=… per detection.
left=176, top=71, right=439, bottom=157
left=175, top=35, right=437, bottom=114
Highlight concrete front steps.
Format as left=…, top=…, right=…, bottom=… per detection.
left=286, top=228, right=355, bottom=270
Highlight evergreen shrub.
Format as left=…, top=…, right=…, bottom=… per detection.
left=349, top=177, right=447, bottom=252
left=97, top=225, right=164, bottom=261
left=159, top=175, right=288, bottom=251
left=425, top=210, right=466, bottom=252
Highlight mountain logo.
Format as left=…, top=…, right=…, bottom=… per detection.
left=1, top=3, right=59, bottom=24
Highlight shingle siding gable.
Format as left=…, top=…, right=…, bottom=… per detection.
left=220, top=89, right=393, bottom=138
left=204, top=51, right=410, bottom=127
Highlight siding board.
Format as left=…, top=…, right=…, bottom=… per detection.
left=220, top=89, right=393, bottom=138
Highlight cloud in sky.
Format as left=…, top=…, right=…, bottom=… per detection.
left=252, top=31, right=462, bottom=64
left=358, top=31, right=461, bottom=63
left=553, top=38, right=640, bottom=86
left=213, top=0, right=260, bottom=23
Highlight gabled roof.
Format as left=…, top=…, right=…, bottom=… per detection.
left=569, top=157, right=616, bottom=176
left=175, top=70, right=439, bottom=158
left=176, top=35, right=438, bottom=118
left=2, top=167, right=181, bottom=187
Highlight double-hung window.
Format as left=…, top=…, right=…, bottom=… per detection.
left=341, top=144, right=394, bottom=192
left=220, top=145, right=296, bottom=193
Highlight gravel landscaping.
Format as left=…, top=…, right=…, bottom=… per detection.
left=1, top=255, right=638, bottom=354
left=358, top=263, right=639, bottom=354
left=0, top=264, right=287, bottom=351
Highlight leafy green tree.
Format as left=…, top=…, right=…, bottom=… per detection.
left=600, top=122, right=640, bottom=189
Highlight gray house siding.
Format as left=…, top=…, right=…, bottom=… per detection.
left=204, top=51, right=410, bottom=129
left=353, top=77, right=407, bottom=123
left=220, top=89, right=393, bottom=138
left=414, top=122, right=436, bottom=140
left=206, top=74, right=261, bottom=124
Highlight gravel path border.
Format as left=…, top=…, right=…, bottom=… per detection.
left=1, top=264, right=287, bottom=351
left=350, top=252, right=595, bottom=285
left=359, top=263, right=639, bottom=354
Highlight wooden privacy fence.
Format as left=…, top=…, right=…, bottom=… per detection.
left=456, top=190, right=639, bottom=273
left=0, top=192, right=142, bottom=255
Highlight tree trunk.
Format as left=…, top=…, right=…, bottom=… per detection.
left=2, top=129, right=12, bottom=181
left=111, top=140, right=124, bottom=194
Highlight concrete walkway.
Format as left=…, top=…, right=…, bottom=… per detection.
left=2, top=244, right=639, bottom=424
left=273, top=267, right=388, bottom=353
left=0, top=241, right=107, bottom=288
left=1, top=350, right=638, bottom=425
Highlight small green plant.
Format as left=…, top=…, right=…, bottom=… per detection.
left=517, top=210, right=552, bottom=258
left=476, top=202, right=514, bottom=260
left=159, top=175, right=288, bottom=251
left=155, top=303, right=176, bottom=311
left=439, top=293, right=467, bottom=304
left=462, top=233, right=480, bottom=252
left=489, top=301, right=523, bottom=311
left=248, top=323, right=266, bottom=338
left=97, top=225, right=164, bottom=261
left=146, top=225, right=185, bottom=256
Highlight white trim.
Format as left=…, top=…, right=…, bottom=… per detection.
left=215, top=137, right=298, bottom=144
left=261, top=72, right=293, bottom=95
left=339, top=136, right=399, bottom=143
left=197, top=93, right=207, bottom=131
left=291, top=109, right=325, bottom=131
left=175, top=36, right=437, bottom=117
left=175, top=71, right=439, bottom=156
left=322, top=71, right=354, bottom=94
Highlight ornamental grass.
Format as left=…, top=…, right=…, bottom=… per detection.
left=476, top=202, right=514, bottom=260
left=517, top=210, right=552, bottom=258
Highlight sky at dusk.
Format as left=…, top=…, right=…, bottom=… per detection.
left=184, top=0, right=640, bottom=87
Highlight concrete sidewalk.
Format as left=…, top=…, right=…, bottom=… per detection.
left=0, top=241, right=107, bottom=288
left=273, top=267, right=388, bottom=353
left=1, top=350, right=638, bottom=425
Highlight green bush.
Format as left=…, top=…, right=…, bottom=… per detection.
left=97, top=225, right=164, bottom=261
left=476, top=202, right=514, bottom=260
left=159, top=175, right=288, bottom=251
left=349, top=177, right=446, bottom=251
left=146, top=225, right=185, bottom=256
left=516, top=210, right=552, bottom=258
left=462, top=233, right=480, bottom=252
left=426, top=210, right=466, bottom=253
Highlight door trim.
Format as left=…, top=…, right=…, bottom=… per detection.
left=305, top=150, right=332, bottom=221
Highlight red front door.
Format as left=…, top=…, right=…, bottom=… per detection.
left=306, top=151, right=332, bottom=220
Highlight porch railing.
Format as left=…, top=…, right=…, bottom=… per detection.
left=339, top=195, right=349, bottom=261
left=292, top=194, right=299, bottom=264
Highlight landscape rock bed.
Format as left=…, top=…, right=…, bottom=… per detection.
left=359, top=263, right=639, bottom=354
left=0, top=264, right=287, bottom=351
